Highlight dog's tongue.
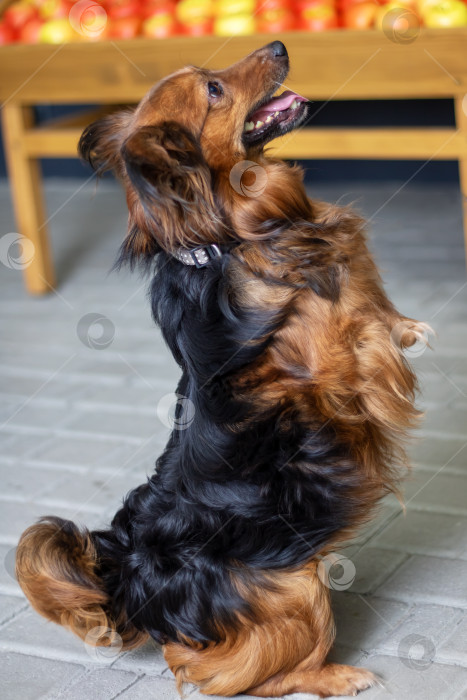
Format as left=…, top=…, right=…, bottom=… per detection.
left=249, top=90, right=308, bottom=122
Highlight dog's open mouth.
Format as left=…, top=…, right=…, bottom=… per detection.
left=243, top=90, right=309, bottom=147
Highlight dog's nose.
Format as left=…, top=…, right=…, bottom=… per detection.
left=267, top=41, right=288, bottom=58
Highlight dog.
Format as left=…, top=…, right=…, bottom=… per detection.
left=16, top=42, right=429, bottom=697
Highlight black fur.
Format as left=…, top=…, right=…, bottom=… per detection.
left=91, top=249, right=362, bottom=646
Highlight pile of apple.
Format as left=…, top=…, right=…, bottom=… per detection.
left=0, top=0, right=466, bottom=45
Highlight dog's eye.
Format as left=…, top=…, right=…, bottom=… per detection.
left=208, top=82, right=223, bottom=99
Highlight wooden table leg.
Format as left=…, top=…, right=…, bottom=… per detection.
left=454, top=95, right=467, bottom=269
left=1, top=103, right=56, bottom=294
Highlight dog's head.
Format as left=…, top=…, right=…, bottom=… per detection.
left=78, top=42, right=310, bottom=265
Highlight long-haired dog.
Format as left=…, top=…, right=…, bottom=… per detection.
left=16, top=42, right=429, bottom=697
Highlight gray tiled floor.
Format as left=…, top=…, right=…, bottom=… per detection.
left=0, top=177, right=466, bottom=699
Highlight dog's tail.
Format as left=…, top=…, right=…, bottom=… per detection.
left=16, top=517, right=147, bottom=651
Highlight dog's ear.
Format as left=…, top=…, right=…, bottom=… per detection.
left=16, top=517, right=146, bottom=651
left=117, top=122, right=224, bottom=268
left=78, top=111, right=133, bottom=174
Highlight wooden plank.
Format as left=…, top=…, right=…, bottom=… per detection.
left=454, top=96, right=467, bottom=267
left=271, top=127, right=466, bottom=160
left=23, top=126, right=88, bottom=156
left=22, top=124, right=465, bottom=161
left=1, top=104, right=55, bottom=295
left=0, top=30, right=466, bottom=104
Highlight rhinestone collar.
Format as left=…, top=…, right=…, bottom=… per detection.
left=172, top=244, right=222, bottom=268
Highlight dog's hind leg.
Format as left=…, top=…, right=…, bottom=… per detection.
left=163, top=563, right=378, bottom=697
left=247, top=662, right=377, bottom=698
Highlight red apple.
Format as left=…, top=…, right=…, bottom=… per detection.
left=3, top=1, right=38, bottom=32
left=0, top=20, right=16, bottom=44
left=257, top=7, right=296, bottom=31
left=423, top=0, right=467, bottom=25
left=142, top=0, right=176, bottom=19
left=105, top=0, right=141, bottom=20
left=142, top=12, right=178, bottom=36
left=215, top=0, right=256, bottom=13
left=257, top=0, right=291, bottom=9
left=38, top=17, right=75, bottom=41
left=19, top=17, right=44, bottom=42
left=176, top=0, right=213, bottom=22
left=213, top=12, right=256, bottom=33
left=38, top=0, right=74, bottom=19
left=299, top=2, right=338, bottom=29
left=375, top=1, right=421, bottom=36
left=104, top=16, right=142, bottom=38
left=342, top=1, right=377, bottom=26
left=181, top=19, right=213, bottom=33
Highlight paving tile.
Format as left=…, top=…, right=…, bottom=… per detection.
left=116, top=675, right=180, bottom=699
left=0, top=433, right=58, bottom=462
left=341, top=547, right=408, bottom=596
left=0, top=594, right=28, bottom=625
left=4, top=403, right=71, bottom=432
left=58, top=668, right=138, bottom=700
left=437, top=615, right=467, bottom=666
left=417, top=372, right=467, bottom=408
left=376, top=555, right=467, bottom=608
left=0, top=398, right=24, bottom=425
left=415, top=355, right=467, bottom=386
left=402, top=471, right=467, bottom=515
left=331, top=593, right=409, bottom=651
left=0, top=373, right=88, bottom=402
left=37, top=469, right=145, bottom=513
left=112, top=638, right=168, bottom=676
left=348, top=503, right=401, bottom=547
left=0, top=543, right=22, bottom=596
left=0, top=608, right=122, bottom=665
left=374, top=604, right=463, bottom=657
left=360, top=654, right=467, bottom=700
left=373, top=510, right=467, bottom=558
left=25, top=435, right=124, bottom=473
left=0, top=461, right=65, bottom=501
left=0, top=500, right=109, bottom=545
left=2, top=651, right=84, bottom=700
left=1, top=180, right=466, bottom=700
left=408, top=435, right=467, bottom=473
left=326, top=644, right=364, bottom=666
left=76, top=383, right=169, bottom=412
left=64, top=410, right=161, bottom=443
left=96, top=435, right=166, bottom=473
left=421, top=405, right=467, bottom=439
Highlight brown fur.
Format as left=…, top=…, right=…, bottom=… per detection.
left=16, top=518, right=147, bottom=650
left=16, top=44, right=430, bottom=697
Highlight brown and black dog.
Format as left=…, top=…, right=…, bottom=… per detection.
left=16, top=42, right=429, bottom=697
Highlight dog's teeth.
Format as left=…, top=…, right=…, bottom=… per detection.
left=255, top=121, right=264, bottom=129
left=265, top=115, right=273, bottom=123
left=274, top=111, right=280, bottom=116
left=291, top=99, right=298, bottom=109
left=244, top=121, right=254, bottom=132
